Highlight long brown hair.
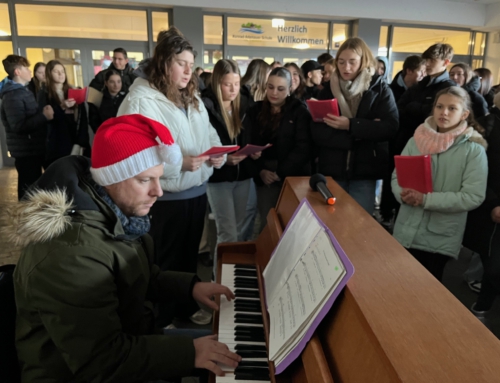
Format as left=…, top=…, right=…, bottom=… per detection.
left=450, top=62, right=474, bottom=85
left=32, top=62, right=45, bottom=95
left=211, top=59, right=242, bottom=140
left=145, top=26, right=199, bottom=111
left=45, top=60, right=71, bottom=103
left=241, top=59, right=270, bottom=102
left=258, top=67, right=293, bottom=137
left=433, top=86, right=484, bottom=135
left=284, top=62, right=306, bottom=100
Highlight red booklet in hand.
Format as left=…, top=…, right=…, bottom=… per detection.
left=197, top=145, right=239, bottom=158
left=394, top=155, right=433, bottom=194
left=306, top=99, right=340, bottom=122
left=68, top=87, right=88, bottom=105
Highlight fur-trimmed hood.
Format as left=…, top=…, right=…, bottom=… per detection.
left=2, top=189, right=74, bottom=248
left=1, top=156, right=114, bottom=248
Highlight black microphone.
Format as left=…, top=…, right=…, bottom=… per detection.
left=309, top=174, right=336, bottom=205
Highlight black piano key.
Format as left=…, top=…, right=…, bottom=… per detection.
left=234, top=306, right=261, bottom=313
left=235, top=374, right=270, bottom=381
left=235, top=335, right=265, bottom=342
left=238, top=360, right=269, bottom=367
left=235, top=344, right=267, bottom=351
left=235, top=313, right=263, bottom=320
left=234, top=264, right=257, bottom=270
left=234, top=281, right=259, bottom=289
left=235, top=325, right=264, bottom=332
left=234, top=328, right=265, bottom=335
left=235, top=316, right=263, bottom=324
left=235, top=277, right=258, bottom=283
left=234, top=269, right=258, bottom=277
left=235, top=298, right=260, bottom=304
left=234, top=289, right=260, bottom=298
left=236, top=350, right=268, bottom=358
left=234, top=301, right=260, bottom=308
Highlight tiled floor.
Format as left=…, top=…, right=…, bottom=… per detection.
left=1, top=166, right=499, bottom=348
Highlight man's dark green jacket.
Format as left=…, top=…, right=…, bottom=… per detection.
left=9, top=156, right=199, bottom=382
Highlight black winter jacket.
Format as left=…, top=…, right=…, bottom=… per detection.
left=0, top=79, right=47, bottom=158
left=389, top=71, right=407, bottom=103
left=463, top=107, right=500, bottom=256
left=304, top=85, right=320, bottom=100
left=89, top=89, right=127, bottom=133
left=38, top=89, right=90, bottom=165
left=311, top=74, right=399, bottom=181
left=89, top=63, right=137, bottom=93
left=463, top=76, right=488, bottom=119
left=201, top=87, right=253, bottom=183
left=245, top=97, right=313, bottom=185
left=395, top=71, right=455, bottom=155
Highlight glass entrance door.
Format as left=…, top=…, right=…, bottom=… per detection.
left=26, top=48, right=84, bottom=88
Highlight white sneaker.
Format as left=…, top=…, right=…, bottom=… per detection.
left=164, top=323, right=176, bottom=330
left=189, top=309, right=212, bottom=325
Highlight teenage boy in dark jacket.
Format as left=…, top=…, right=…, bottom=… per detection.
left=0, top=55, right=53, bottom=200
left=389, top=55, right=426, bottom=102
left=395, top=43, right=456, bottom=155
left=9, top=115, right=240, bottom=383
left=90, top=48, right=137, bottom=93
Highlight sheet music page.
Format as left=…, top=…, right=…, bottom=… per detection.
left=263, top=202, right=323, bottom=303
left=267, top=228, right=346, bottom=361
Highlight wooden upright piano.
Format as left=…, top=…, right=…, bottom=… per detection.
left=212, top=177, right=500, bottom=383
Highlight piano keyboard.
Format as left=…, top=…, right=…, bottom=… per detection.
left=217, top=264, right=271, bottom=382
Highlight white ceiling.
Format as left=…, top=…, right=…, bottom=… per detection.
left=442, top=0, right=500, bottom=4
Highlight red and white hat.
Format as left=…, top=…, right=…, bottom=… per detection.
left=90, top=114, right=181, bottom=186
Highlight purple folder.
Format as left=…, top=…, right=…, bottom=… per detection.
left=267, top=198, right=355, bottom=374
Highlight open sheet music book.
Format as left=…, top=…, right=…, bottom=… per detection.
left=263, top=198, right=354, bottom=374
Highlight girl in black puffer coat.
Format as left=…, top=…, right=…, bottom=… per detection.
left=311, top=37, right=398, bottom=214
left=89, top=70, right=127, bottom=133
left=201, top=59, right=255, bottom=274
left=450, top=63, right=488, bottom=118
left=244, top=67, right=313, bottom=232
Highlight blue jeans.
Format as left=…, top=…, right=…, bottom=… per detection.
left=152, top=328, right=212, bottom=383
left=337, top=180, right=376, bottom=215
left=207, top=179, right=251, bottom=277
left=240, top=179, right=258, bottom=241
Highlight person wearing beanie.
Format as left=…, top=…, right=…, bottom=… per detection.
left=301, top=59, right=323, bottom=100
left=118, top=27, right=225, bottom=328
left=6, top=114, right=241, bottom=383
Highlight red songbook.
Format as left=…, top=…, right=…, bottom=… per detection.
left=233, top=144, right=272, bottom=156
left=394, top=155, right=433, bottom=194
left=68, top=87, right=88, bottom=105
left=197, top=145, right=239, bottom=158
left=306, top=99, right=340, bottom=122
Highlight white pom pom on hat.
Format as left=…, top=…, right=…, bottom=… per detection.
left=90, top=114, right=181, bottom=186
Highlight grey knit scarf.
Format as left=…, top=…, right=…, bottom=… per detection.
left=330, top=68, right=374, bottom=118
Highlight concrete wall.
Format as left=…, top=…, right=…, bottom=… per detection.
left=172, top=6, right=204, bottom=68
left=485, top=32, right=500, bottom=85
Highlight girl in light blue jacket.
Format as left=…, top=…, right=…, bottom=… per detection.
left=392, top=86, right=488, bottom=281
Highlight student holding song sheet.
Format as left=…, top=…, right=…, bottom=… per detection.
left=391, top=86, right=488, bottom=281
left=118, top=27, right=224, bottom=327
left=38, top=60, right=90, bottom=167
left=310, top=37, right=398, bottom=214
left=201, top=59, right=258, bottom=276
left=244, top=67, right=312, bottom=232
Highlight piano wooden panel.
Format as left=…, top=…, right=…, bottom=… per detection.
left=276, top=177, right=500, bottom=383
left=213, top=176, right=500, bottom=382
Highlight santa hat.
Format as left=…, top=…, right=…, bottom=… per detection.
left=90, top=114, right=182, bottom=186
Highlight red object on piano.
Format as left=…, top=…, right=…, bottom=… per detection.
left=306, top=99, right=340, bottom=122
left=394, top=155, right=433, bottom=194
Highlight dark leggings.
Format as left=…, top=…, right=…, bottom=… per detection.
left=148, top=194, right=207, bottom=326
left=475, top=224, right=500, bottom=311
left=406, top=248, right=451, bottom=282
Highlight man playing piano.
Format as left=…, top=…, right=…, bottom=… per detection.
left=7, top=115, right=241, bottom=382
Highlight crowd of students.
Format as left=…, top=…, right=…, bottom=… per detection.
left=2, top=26, right=500, bottom=329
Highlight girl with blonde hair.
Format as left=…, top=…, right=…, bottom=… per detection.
left=201, top=59, right=255, bottom=275
left=311, top=37, right=399, bottom=213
